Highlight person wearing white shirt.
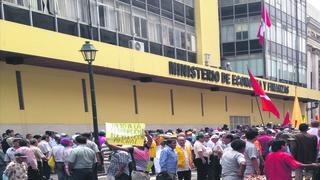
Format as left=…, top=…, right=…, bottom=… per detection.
left=38, top=135, right=52, bottom=180
left=194, top=133, right=209, bottom=180
left=52, top=139, right=65, bottom=180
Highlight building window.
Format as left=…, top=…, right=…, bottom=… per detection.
left=56, top=0, right=77, bottom=21
left=235, top=4, right=247, bottom=18
left=148, top=13, right=161, bottom=43
left=236, top=23, right=248, bottom=41
left=174, top=23, right=186, bottom=49
left=162, top=18, right=174, bottom=46
left=223, top=42, right=235, bottom=56
left=133, top=8, right=148, bottom=39
left=117, top=2, right=132, bottom=35
left=221, top=6, right=233, bottom=20
left=221, top=25, right=235, bottom=43
left=98, top=0, right=117, bottom=31
left=186, top=26, right=196, bottom=52
left=230, top=116, right=250, bottom=130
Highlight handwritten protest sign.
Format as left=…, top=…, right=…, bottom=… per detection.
left=105, top=123, right=145, bottom=146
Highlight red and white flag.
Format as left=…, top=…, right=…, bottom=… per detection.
left=257, top=4, right=271, bottom=46
left=248, top=69, right=280, bottom=119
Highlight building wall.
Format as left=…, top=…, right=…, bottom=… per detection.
left=0, top=62, right=300, bottom=134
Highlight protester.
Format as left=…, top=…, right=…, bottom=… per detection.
left=0, top=144, right=5, bottom=179
left=159, top=138, right=178, bottom=180
left=107, top=131, right=152, bottom=180
left=1, top=130, right=14, bottom=154
left=176, top=136, right=193, bottom=180
left=15, top=139, right=40, bottom=180
left=292, top=123, right=318, bottom=180
left=61, top=137, right=73, bottom=179
left=220, top=139, right=246, bottom=180
left=244, top=129, right=260, bottom=177
left=38, top=135, right=52, bottom=180
left=3, top=152, right=28, bottom=180
left=264, top=139, right=319, bottom=180
left=4, top=138, right=20, bottom=164
left=257, top=130, right=273, bottom=159
left=193, top=133, right=209, bottom=180
left=52, top=137, right=66, bottom=180
left=208, top=135, right=221, bottom=180
left=67, top=135, right=97, bottom=180
left=29, top=139, right=46, bottom=179
left=106, top=150, right=132, bottom=180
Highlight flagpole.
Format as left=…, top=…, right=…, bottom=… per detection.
left=255, top=96, right=265, bottom=127
left=262, top=0, right=267, bottom=78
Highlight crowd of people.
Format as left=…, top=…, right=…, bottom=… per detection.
left=1, top=121, right=320, bottom=180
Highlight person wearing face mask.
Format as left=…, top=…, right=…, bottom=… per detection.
left=264, top=140, right=320, bottom=180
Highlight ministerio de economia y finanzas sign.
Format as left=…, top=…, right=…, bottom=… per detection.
left=105, top=123, right=146, bottom=146
left=168, top=61, right=289, bottom=95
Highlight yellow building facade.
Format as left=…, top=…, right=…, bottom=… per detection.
left=0, top=0, right=319, bottom=133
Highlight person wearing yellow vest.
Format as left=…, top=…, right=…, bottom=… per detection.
left=176, top=136, right=193, bottom=180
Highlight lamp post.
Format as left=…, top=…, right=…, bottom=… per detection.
left=80, top=41, right=99, bottom=147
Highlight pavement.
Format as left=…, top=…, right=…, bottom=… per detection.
left=51, top=171, right=198, bottom=180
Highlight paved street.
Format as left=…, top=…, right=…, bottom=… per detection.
left=51, top=171, right=198, bottom=180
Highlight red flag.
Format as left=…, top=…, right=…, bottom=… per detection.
left=257, top=5, right=271, bottom=46
left=281, top=112, right=290, bottom=127
left=248, top=69, right=280, bottom=119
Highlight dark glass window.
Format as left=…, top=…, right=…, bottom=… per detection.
left=150, top=42, right=162, bottom=55
left=235, top=4, right=247, bottom=18
left=176, top=49, right=187, bottom=61
left=119, top=0, right=130, bottom=4
left=57, top=18, right=78, bottom=36
left=282, top=46, right=287, bottom=58
left=32, top=12, right=55, bottom=31
left=277, top=44, right=282, bottom=57
left=185, top=6, right=194, bottom=20
left=164, top=46, right=175, bottom=58
left=249, top=40, right=262, bottom=53
left=174, top=1, right=184, bottom=17
left=271, top=42, right=276, bottom=55
left=147, top=0, right=159, bottom=7
left=80, top=24, right=91, bottom=39
left=100, top=29, right=117, bottom=45
left=248, top=2, right=261, bottom=16
left=221, top=6, right=233, bottom=20
left=92, top=27, right=99, bottom=41
left=188, top=52, right=197, bottom=63
left=4, top=5, right=30, bottom=25
left=148, top=5, right=160, bottom=14
left=118, top=33, right=133, bottom=48
left=270, top=6, right=275, bottom=17
left=161, top=0, right=172, bottom=12
left=162, top=10, right=173, bottom=19
left=236, top=41, right=248, bottom=55
left=133, top=0, right=146, bottom=9
left=222, top=42, right=235, bottom=56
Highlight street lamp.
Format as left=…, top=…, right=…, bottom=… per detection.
left=80, top=41, right=99, bottom=147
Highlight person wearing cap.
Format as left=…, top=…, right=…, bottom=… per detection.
left=16, top=139, right=40, bottom=180
left=4, top=138, right=20, bottom=164
left=61, top=138, right=73, bottom=179
left=99, top=130, right=107, bottom=146
left=193, top=133, right=209, bottom=180
left=208, top=135, right=221, bottom=180
left=3, top=152, right=28, bottom=180
left=52, top=136, right=66, bottom=180
left=176, top=135, right=193, bottom=180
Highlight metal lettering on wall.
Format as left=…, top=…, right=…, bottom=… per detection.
left=168, top=62, right=289, bottom=94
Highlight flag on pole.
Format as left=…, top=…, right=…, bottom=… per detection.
left=257, top=4, right=271, bottom=46
left=291, top=89, right=303, bottom=128
left=248, top=69, right=280, bottom=119
left=281, top=112, right=290, bottom=127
